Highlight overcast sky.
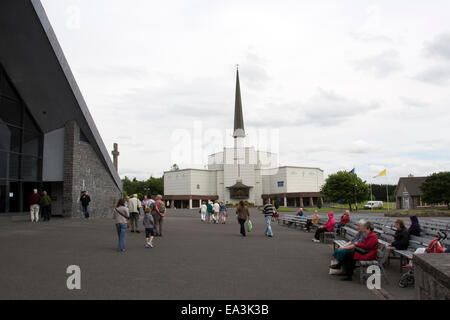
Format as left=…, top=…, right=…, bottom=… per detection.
left=41, top=0, right=450, bottom=184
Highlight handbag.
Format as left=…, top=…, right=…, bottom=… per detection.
left=355, top=246, right=369, bottom=254
left=248, top=220, right=252, bottom=232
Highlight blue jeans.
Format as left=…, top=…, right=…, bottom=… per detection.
left=82, top=205, right=89, bottom=219
left=265, top=215, right=273, bottom=236
left=115, top=223, right=127, bottom=251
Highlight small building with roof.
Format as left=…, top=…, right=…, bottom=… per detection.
left=395, top=176, right=427, bottom=210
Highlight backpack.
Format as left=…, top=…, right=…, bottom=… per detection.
left=159, top=202, right=166, bottom=214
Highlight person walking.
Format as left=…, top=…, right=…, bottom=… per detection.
left=153, top=195, right=166, bottom=236
left=79, top=191, right=91, bottom=219
left=263, top=198, right=275, bottom=237
left=207, top=201, right=213, bottom=223
left=141, top=195, right=152, bottom=211
left=143, top=207, right=155, bottom=248
left=213, top=200, right=220, bottom=224
left=128, top=194, right=141, bottom=233
left=200, top=201, right=207, bottom=222
left=113, top=198, right=129, bottom=252
left=29, top=189, right=40, bottom=223
left=40, top=191, right=52, bottom=221
left=219, top=201, right=227, bottom=224
left=236, top=200, right=250, bottom=236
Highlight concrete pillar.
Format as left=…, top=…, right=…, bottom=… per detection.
left=294, top=198, right=297, bottom=207
left=171, top=200, right=174, bottom=208
left=284, top=196, right=287, bottom=207
left=310, top=197, right=314, bottom=207
left=300, top=197, right=304, bottom=207
left=189, top=198, right=193, bottom=209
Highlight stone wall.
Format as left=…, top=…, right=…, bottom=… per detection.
left=414, top=253, right=450, bottom=300
left=63, top=120, right=121, bottom=218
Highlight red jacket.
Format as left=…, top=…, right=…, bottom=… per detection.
left=322, top=211, right=335, bottom=232
left=29, top=193, right=40, bottom=205
left=340, top=214, right=350, bottom=225
left=354, top=231, right=378, bottom=261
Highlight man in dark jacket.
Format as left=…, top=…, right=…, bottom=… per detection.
left=389, top=219, right=409, bottom=250
left=80, top=191, right=91, bottom=219
left=40, top=191, right=52, bottom=221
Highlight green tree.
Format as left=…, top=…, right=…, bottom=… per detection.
left=321, top=171, right=370, bottom=211
left=122, top=175, right=164, bottom=198
left=317, top=197, right=323, bottom=209
left=420, top=172, right=450, bottom=208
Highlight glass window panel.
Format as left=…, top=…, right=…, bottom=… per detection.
left=9, top=153, right=20, bottom=180
left=8, top=181, right=20, bottom=212
left=22, top=155, right=39, bottom=181
left=0, top=151, right=7, bottom=179
left=22, top=130, right=40, bottom=156
left=0, top=124, right=21, bottom=153
left=0, top=96, right=22, bottom=126
left=0, top=180, right=6, bottom=213
left=23, top=107, right=40, bottom=133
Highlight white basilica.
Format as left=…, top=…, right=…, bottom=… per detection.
left=163, top=68, right=324, bottom=208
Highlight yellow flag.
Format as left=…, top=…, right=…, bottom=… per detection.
left=377, top=169, right=386, bottom=177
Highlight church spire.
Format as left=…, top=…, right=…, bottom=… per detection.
left=233, top=65, right=245, bottom=138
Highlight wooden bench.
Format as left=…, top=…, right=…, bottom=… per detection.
left=333, top=239, right=347, bottom=251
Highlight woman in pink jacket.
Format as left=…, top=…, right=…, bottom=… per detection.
left=312, top=211, right=335, bottom=243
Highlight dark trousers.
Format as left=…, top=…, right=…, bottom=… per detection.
left=314, top=227, right=326, bottom=240
left=130, top=212, right=139, bottom=231
left=340, top=250, right=356, bottom=277
left=82, top=205, right=89, bottom=219
left=305, top=219, right=312, bottom=231
left=238, top=218, right=246, bottom=236
left=42, top=206, right=51, bottom=221
left=154, top=213, right=163, bottom=236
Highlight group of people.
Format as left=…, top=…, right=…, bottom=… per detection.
left=329, top=215, right=423, bottom=281
left=113, top=194, right=166, bottom=252
left=29, top=189, right=52, bottom=222
left=199, top=200, right=228, bottom=224
left=197, top=198, right=277, bottom=238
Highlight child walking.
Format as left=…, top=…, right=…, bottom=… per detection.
left=143, top=207, right=155, bottom=248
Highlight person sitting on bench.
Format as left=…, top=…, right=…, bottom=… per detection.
left=388, top=219, right=409, bottom=250
left=407, top=215, right=421, bottom=237
left=336, top=210, right=350, bottom=235
left=333, top=219, right=367, bottom=262
left=312, top=211, right=335, bottom=243
left=330, top=221, right=379, bottom=281
left=305, top=210, right=320, bottom=232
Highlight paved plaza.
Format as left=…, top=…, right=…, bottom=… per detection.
left=0, top=209, right=417, bottom=300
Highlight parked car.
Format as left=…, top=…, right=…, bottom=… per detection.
left=364, top=201, right=383, bottom=209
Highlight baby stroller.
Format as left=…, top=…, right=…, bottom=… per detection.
left=398, top=231, right=447, bottom=288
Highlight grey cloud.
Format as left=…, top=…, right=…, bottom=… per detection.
left=351, top=50, right=403, bottom=78
left=399, top=97, right=429, bottom=108
left=247, top=88, right=380, bottom=128
left=239, top=51, right=270, bottom=90
left=414, top=65, right=450, bottom=85
left=424, top=33, right=450, bottom=61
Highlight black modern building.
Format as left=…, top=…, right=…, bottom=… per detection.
left=0, top=0, right=122, bottom=217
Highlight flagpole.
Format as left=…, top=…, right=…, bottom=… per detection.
left=386, top=177, right=389, bottom=211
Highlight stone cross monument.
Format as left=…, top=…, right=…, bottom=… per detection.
left=111, top=143, right=119, bottom=172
